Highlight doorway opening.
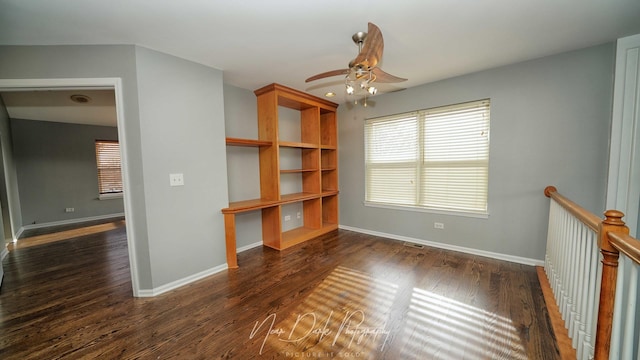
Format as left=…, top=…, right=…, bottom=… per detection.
left=0, top=78, right=140, bottom=296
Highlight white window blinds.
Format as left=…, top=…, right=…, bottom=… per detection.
left=365, top=99, right=490, bottom=215
left=95, top=140, right=123, bottom=194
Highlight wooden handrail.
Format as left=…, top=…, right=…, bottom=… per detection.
left=609, top=231, right=640, bottom=265
left=544, top=186, right=601, bottom=231
left=543, top=187, right=640, bottom=265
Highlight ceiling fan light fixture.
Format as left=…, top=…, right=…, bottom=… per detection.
left=346, top=84, right=355, bottom=95
left=305, top=22, right=406, bottom=105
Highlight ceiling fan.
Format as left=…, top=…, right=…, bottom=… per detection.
left=305, top=22, right=407, bottom=102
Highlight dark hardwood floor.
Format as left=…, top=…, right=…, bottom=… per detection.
left=0, top=225, right=560, bottom=359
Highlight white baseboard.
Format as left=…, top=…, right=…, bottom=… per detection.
left=18, top=213, right=125, bottom=237
left=338, top=225, right=545, bottom=267
left=237, top=241, right=262, bottom=253
left=136, top=240, right=279, bottom=297
left=1, top=244, right=7, bottom=261
left=136, top=263, right=229, bottom=297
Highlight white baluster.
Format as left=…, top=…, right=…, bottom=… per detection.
left=620, top=256, right=638, bottom=360
left=610, top=254, right=626, bottom=359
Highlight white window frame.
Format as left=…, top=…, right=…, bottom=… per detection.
left=364, top=99, right=490, bottom=218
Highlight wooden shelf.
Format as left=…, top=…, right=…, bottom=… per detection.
left=277, top=223, right=339, bottom=250
left=281, top=168, right=317, bottom=173
left=280, top=192, right=321, bottom=204
left=225, top=137, right=272, bottom=147
left=320, top=144, right=337, bottom=150
left=223, top=191, right=330, bottom=214
left=222, top=198, right=279, bottom=214
left=279, top=141, right=317, bottom=148
left=280, top=227, right=325, bottom=249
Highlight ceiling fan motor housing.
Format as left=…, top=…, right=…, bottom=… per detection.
left=352, top=31, right=367, bottom=45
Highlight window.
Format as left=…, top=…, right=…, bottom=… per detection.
left=95, top=140, right=123, bottom=197
left=365, top=99, right=490, bottom=216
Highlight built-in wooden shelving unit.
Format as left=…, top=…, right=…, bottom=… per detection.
left=222, top=83, right=339, bottom=268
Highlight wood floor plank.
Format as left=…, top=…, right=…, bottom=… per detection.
left=0, top=225, right=560, bottom=359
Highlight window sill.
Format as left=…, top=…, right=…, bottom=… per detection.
left=99, top=193, right=123, bottom=200
left=363, top=201, right=489, bottom=219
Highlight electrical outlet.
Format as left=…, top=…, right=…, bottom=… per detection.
left=65, top=207, right=75, bottom=213
left=297, top=212, right=301, bottom=219
left=284, top=215, right=291, bottom=221
left=169, top=173, right=184, bottom=186
left=434, top=222, right=444, bottom=229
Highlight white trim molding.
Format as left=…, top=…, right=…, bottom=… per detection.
left=18, top=213, right=125, bottom=234
left=339, top=225, right=545, bottom=267
left=98, top=192, right=124, bottom=201
left=237, top=241, right=263, bottom=253
left=606, top=33, right=640, bottom=237
left=0, top=78, right=118, bottom=91
left=136, top=264, right=228, bottom=297
left=1, top=244, right=7, bottom=261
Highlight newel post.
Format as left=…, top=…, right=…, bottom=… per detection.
left=594, top=210, right=628, bottom=360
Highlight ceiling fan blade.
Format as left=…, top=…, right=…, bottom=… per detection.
left=372, top=67, right=407, bottom=83
left=351, top=22, right=384, bottom=69
left=305, top=69, right=350, bottom=83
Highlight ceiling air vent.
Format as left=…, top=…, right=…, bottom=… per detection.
left=403, top=242, right=425, bottom=249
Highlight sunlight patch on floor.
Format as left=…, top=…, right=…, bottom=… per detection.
left=399, top=287, right=527, bottom=359
left=251, top=266, right=398, bottom=357
left=249, top=266, right=529, bottom=358
left=8, top=220, right=126, bottom=250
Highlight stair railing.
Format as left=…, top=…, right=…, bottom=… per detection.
left=544, top=186, right=640, bottom=360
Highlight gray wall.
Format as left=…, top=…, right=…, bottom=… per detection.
left=223, top=84, right=262, bottom=249
left=0, top=45, right=229, bottom=292
left=339, top=43, right=615, bottom=262
left=134, top=46, right=228, bottom=288
left=0, top=90, right=23, bottom=241
left=11, top=118, right=123, bottom=225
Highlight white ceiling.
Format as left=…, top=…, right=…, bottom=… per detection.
left=1, top=0, right=640, bottom=123
left=0, top=90, right=117, bottom=127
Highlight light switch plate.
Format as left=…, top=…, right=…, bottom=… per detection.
left=169, top=173, right=184, bottom=186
